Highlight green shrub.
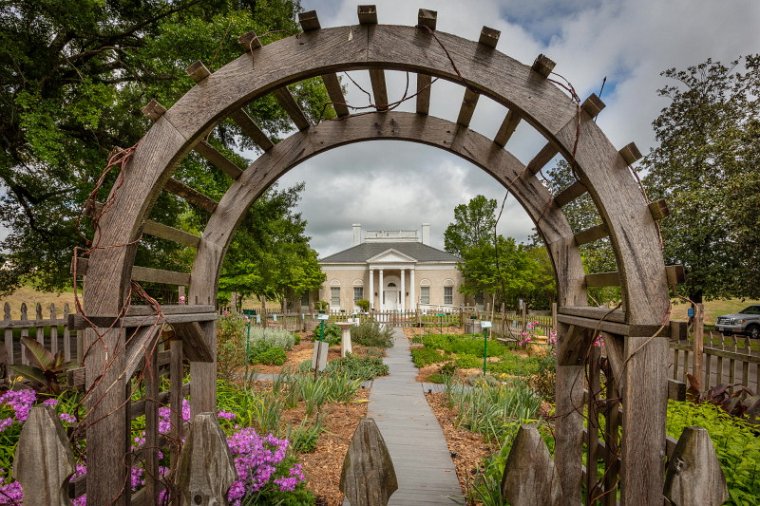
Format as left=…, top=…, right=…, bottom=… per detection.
left=666, top=400, right=760, bottom=504
left=325, top=353, right=389, bottom=381
left=287, top=418, right=323, bottom=454
left=356, top=299, right=370, bottom=312
left=254, top=347, right=287, bottom=366
left=217, top=313, right=247, bottom=379
left=411, top=347, right=447, bottom=368
left=320, top=323, right=342, bottom=345
left=350, top=321, right=394, bottom=348
left=488, top=353, right=541, bottom=377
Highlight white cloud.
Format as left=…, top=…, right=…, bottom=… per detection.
left=283, top=0, right=759, bottom=257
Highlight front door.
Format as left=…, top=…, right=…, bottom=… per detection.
left=384, top=282, right=399, bottom=311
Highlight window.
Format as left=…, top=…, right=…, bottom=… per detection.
left=330, top=287, right=341, bottom=306
left=444, top=286, right=453, bottom=305
left=420, top=286, right=430, bottom=305
left=353, top=286, right=363, bottom=302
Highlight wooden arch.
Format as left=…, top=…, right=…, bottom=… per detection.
left=80, top=7, right=676, bottom=505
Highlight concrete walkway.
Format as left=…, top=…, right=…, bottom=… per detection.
left=367, top=328, right=465, bottom=505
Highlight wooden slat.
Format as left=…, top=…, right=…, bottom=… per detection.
left=71, top=257, right=190, bottom=286
left=494, top=109, right=520, bottom=147
left=649, top=199, right=669, bottom=221
left=298, top=10, right=320, bottom=32
left=237, top=31, right=261, bottom=52
left=531, top=54, right=555, bottom=78
left=124, top=325, right=163, bottom=381
left=273, top=87, right=310, bottom=130
left=456, top=88, right=479, bottom=128
left=369, top=68, right=389, bottom=111
left=525, top=142, right=558, bottom=175
left=666, top=265, right=685, bottom=288
left=417, top=8, right=437, bottom=31
left=171, top=322, right=213, bottom=362
left=126, top=305, right=215, bottom=316
left=557, top=313, right=665, bottom=338
left=143, top=220, right=200, bottom=248
left=141, top=99, right=166, bottom=121
left=357, top=5, right=377, bottom=25
left=478, top=26, right=500, bottom=48
left=585, top=271, right=620, bottom=288
left=194, top=140, right=243, bottom=180
left=229, top=110, right=274, bottom=151
left=164, top=178, right=218, bottom=213
left=574, top=223, right=608, bottom=246
left=619, top=142, right=642, bottom=165
left=186, top=61, right=211, bottom=82
left=557, top=325, right=593, bottom=366
left=68, top=311, right=217, bottom=330
left=143, top=346, right=159, bottom=505
left=416, top=73, right=431, bottom=115
left=554, top=180, right=587, bottom=208
left=322, top=73, right=349, bottom=118
left=581, top=93, right=605, bottom=119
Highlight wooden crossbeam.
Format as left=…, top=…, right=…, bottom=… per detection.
left=456, top=88, right=480, bottom=127
left=237, top=31, right=261, bottom=52
left=229, top=110, right=274, bottom=151
left=554, top=180, right=587, bottom=208
left=68, top=310, right=217, bottom=330
left=525, top=142, right=558, bottom=175
left=322, top=73, right=349, bottom=118
left=124, top=325, right=162, bottom=381
left=194, top=141, right=244, bottom=180
left=186, top=61, right=211, bottom=82
left=557, top=324, right=594, bottom=366
left=357, top=5, right=377, bottom=25
left=585, top=271, right=620, bottom=288
left=557, top=313, right=664, bottom=338
left=298, top=10, right=320, bottom=31
left=172, top=322, right=213, bottom=362
left=164, top=178, right=218, bottom=213
left=581, top=93, right=605, bottom=119
left=619, top=142, right=642, bottom=165
left=531, top=54, right=556, bottom=78
left=649, top=199, right=669, bottom=221
left=75, top=257, right=191, bottom=286
left=416, top=74, right=431, bottom=115
left=369, top=69, right=389, bottom=111
left=494, top=110, right=521, bottom=147
left=143, top=220, right=201, bottom=249
left=417, top=9, right=437, bottom=31
left=559, top=306, right=626, bottom=324
left=666, top=265, right=685, bottom=288
left=479, top=26, right=500, bottom=48
left=574, top=223, right=609, bottom=246
left=141, top=99, right=166, bottom=121
left=274, top=88, right=310, bottom=131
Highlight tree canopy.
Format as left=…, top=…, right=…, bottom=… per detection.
left=443, top=195, right=497, bottom=258
left=0, top=0, right=329, bottom=301
left=642, top=55, right=760, bottom=301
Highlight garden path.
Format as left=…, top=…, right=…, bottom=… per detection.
left=360, top=328, right=465, bottom=505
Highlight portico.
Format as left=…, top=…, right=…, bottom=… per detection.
left=368, top=258, right=417, bottom=312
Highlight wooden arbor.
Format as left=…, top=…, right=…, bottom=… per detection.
left=79, top=6, right=677, bottom=505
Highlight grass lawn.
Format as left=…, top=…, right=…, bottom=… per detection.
left=670, top=298, right=760, bottom=325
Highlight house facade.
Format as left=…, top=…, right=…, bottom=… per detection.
left=319, top=224, right=464, bottom=312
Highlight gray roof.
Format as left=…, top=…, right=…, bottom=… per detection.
left=320, top=242, right=460, bottom=263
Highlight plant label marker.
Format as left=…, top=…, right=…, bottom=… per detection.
left=481, top=321, right=492, bottom=373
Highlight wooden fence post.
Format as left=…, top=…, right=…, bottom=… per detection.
left=692, top=303, right=704, bottom=391
left=176, top=413, right=237, bottom=505
left=340, top=417, right=397, bottom=506
left=501, top=425, right=563, bottom=505
left=663, top=427, right=727, bottom=505
left=13, top=405, right=75, bottom=506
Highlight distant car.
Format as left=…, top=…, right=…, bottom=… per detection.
left=715, top=305, right=760, bottom=339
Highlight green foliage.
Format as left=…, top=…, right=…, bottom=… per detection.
left=445, top=377, right=541, bottom=443
left=355, top=299, right=370, bottom=312
left=444, top=195, right=498, bottom=258
left=527, top=352, right=557, bottom=401
left=217, top=313, right=247, bottom=380
left=216, top=380, right=283, bottom=436
left=666, top=400, right=760, bottom=503
left=643, top=55, right=760, bottom=300
left=253, top=347, right=287, bottom=366
left=0, top=0, right=332, bottom=295
left=287, top=417, right=323, bottom=454
left=246, top=327, right=296, bottom=364
left=315, top=300, right=329, bottom=312
left=411, top=347, right=447, bottom=368
left=324, top=353, right=389, bottom=381
left=320, top=323, right=342, bottom=345
left=11, top=337, right=76, bottom=393
left=350, top=321, right=394, bottom=348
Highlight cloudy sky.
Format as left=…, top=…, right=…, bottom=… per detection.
left=273, top=0, right=759, bottom=257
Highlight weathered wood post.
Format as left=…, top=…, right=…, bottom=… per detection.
left=177, top=413, right=237, bottom=505
left=13, top=405, right=75, bottom=506
left=340, top=417, right=397, bottom=506
left=663, top=427, right=727, bottom=505
left=692, top=303, right=704, bottom=391
left=501, top=425, right=563, bottom=505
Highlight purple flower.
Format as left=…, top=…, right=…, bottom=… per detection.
left=0, top=418, right=13, bottom=433
left=217, top=410, right=236, bottom=420
left=59, top=413, right=77, bottom=424
left=0, top=389, right=36, bottom=423
left=42, top=398, right=58, bottom=408
left=0, top=480, right=23, bottom=504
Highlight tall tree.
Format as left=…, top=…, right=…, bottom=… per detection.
left=642, top=55, right=760, bottom=301
left=443, top=195, right=497, bottom=257
left=0, top=0, right=332, bottom=293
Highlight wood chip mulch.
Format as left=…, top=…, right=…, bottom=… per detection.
left=425, top=392, right=498, bottom=505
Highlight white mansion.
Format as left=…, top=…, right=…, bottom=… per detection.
left=318, top=224, right=464, bottom=312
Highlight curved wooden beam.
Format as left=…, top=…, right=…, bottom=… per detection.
left=189, top=112, right=586, bottom=308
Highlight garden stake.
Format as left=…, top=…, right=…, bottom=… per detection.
left=244, top=318, right=251, bottom=386
left=315, top=316, right=326, bottom=379
left=483, top=326, right=489, bottom=374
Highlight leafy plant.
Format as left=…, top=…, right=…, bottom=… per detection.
left=321, top=323, right=341, bottom=345
left=355, top=299, right=370, bottom=312
left=287, top=417, right=323, bottom=454
left=411, top=347, right=446, bottom=368
left=685, top=375, right=760, bottom=419
left=217, top=313, right=247, bottom=380
left=11, top=337, right=76, bottom=393
left=254, top=347, right=287, bottom=366
left=350, top=321, right=394, bottom=348
left=325, top=354, right=388, bottom=381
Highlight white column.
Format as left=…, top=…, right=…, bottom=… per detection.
left=400, top=268, right=406, bottom=312
left=368, top=268, right=374, bottom=310
left=410, top=269, right=416, bottom=308
left=379, top=269, right=384, bottom=312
